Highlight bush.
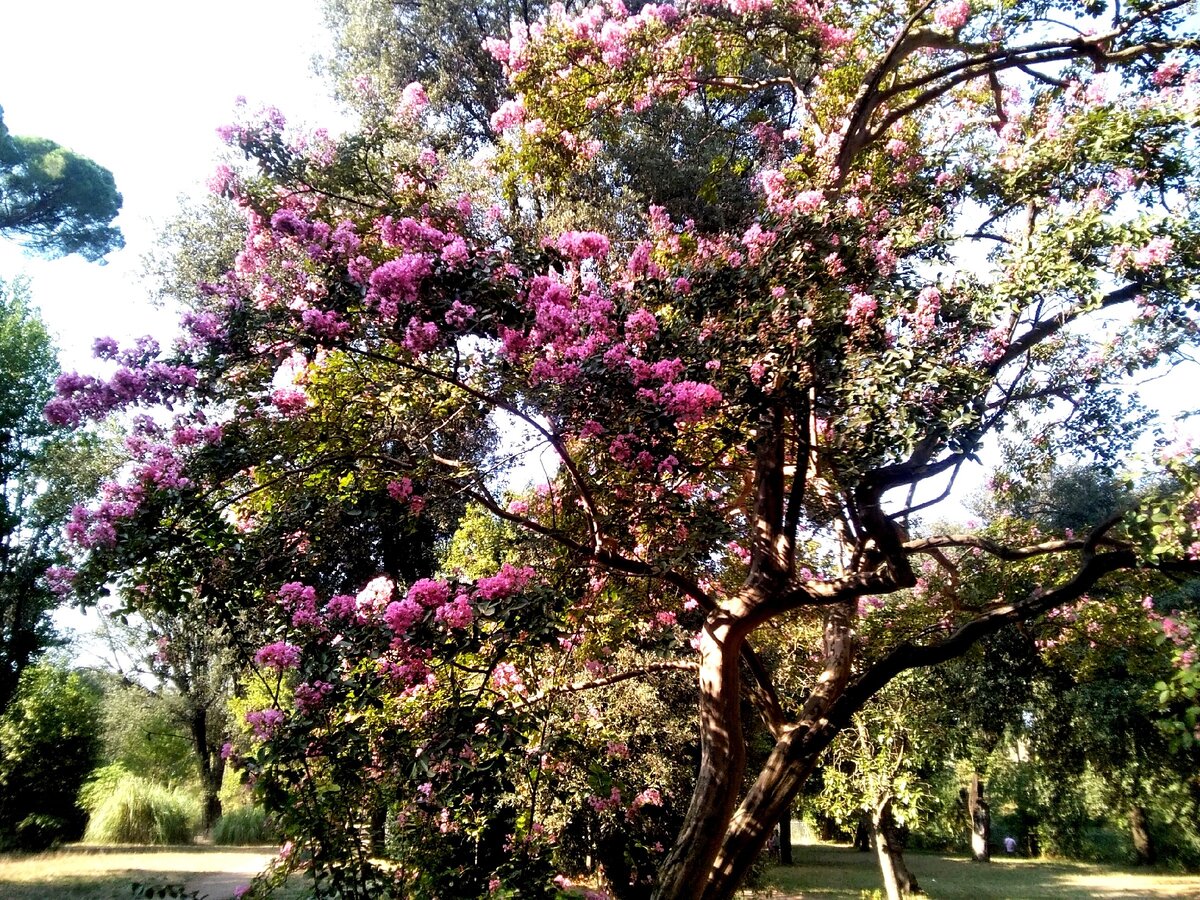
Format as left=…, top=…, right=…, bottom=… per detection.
left=82, top=773, right=199, bottom=844
left=212, top=805, right=276, bottom=845
left=0, top=662, right=101, bottom=850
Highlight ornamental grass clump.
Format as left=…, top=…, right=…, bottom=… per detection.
left=211, top=806, right=276, bottom=845
left=82, top=771, right=199, bottom=845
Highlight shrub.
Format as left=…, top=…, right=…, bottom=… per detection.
left=83, top=773, right=199, bottom=844
left=0, top=662, right=101, bottom=850
left=212, top=805, right=276, bottom=845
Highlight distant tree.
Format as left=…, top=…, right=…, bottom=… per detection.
left=321, top=0, right=768, bottom=232
left=0, top=105, right=123, bottom=261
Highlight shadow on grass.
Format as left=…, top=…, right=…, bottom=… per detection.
left=757, top=844, right=1200, bottom=899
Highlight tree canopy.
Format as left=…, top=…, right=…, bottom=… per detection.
left=51, top=0, right=1200, bottom=897
left=0, top=105, right=123, bottom=261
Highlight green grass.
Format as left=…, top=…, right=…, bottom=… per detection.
left=758, top=844, right=1200, bottom=899
left=7, top=842, right=1198, bottom=899
left=0, top=846, right=310, bottom=900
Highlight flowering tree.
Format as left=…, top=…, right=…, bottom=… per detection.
left=49, top=0, right=1200, bottom=896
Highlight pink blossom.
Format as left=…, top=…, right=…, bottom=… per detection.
left=934, top=0, right=971, bottom=30
left=550, top=230, right=611, bottom=261
left=384, top=597, right=425, bottom=634
left=845, top=292, right=877, bottom=328
left=1131, top=236, right=1174, bottom=270
left=1151, top=61, right=1182, bottom=87
left=441, top=236, right=470, bottom=268
left=490, top=99, right=526, bottom=132
left=255, top=641, right=301, bottom=670
left=741, top=223, right=778, bottom=263
left=794, top=190, right=825, bottom=214
left=625, top=309, right=659, bottom=344
left=367, top=254, right=433, bottom=317
left=662, top=381, right=722, bottom=424
left=475, top=563, right=536, bottom=601
left=325, top=594, right=358, bottom=619
left=301, top=309, right=350, bottom=340
left=980, top=325, right=1010, bottom=364
left=357, top=575, right=396, bottom=620
left=44, top=565, right=76, bottom=597
left=271, top=387, right=309, bottom=417
left=404, top=318, right=441, bottom=353
left=912, top=286, right=941, bottom=340
left=491, top=661, right=527, bottom=695
left=397, top=81, right=430, bottom=121
left=294, top=681, right=333, bottom=713
left=408, top=578, right=453, bottom=608
left=245, top=708, right=285, bottom=740
left=435, top=594, right=475, bottom=629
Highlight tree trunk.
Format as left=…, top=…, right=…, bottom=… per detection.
left=652, top=619, right=749, bottom=900
left=691, top=602, right=856, bottom=900
left=854, top=810, right=873, bottom=851
left=966, top=772, right=990, bottom=862
left=190, top=706, right=224, bottom=831
left=874, top=797, right=920, bottom=900
left=777, top=813, right=793, bottom=866
left=818, top=813, right=839, bottom=843
left=1128, top=805, right=1154, bottom=865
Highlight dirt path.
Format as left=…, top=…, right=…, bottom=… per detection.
left=181, top=850, right=275, bottom=899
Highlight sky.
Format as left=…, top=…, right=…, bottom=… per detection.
left=1, top=1, right=348, bottom=660
left=0, top=0, right=345, bottom=365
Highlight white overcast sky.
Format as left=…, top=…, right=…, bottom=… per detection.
left=0, top=0, right=344, bottom=365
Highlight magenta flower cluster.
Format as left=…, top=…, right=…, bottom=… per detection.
left=255, top=641, right=302, bottom=670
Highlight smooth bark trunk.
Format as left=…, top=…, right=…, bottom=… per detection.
left=692, top=603, right=855, bottom=900
left=966, top=772, right=990, bottom=862
left=874, top=797, right=920, bottom=900
left=652, top=619, right=748, bottom=900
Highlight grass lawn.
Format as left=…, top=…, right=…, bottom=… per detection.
left=0, top=845, right=308, bottom=900
left=5, top=842, right=1199, bottom=899
left=757, top=844, right=1200, bottom=899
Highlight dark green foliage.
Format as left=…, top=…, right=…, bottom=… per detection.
left=0, top=661, right=101, bottom=849
left=0, top=105, right=123, bottom=261
left=0, top=279, right=60, bottom=712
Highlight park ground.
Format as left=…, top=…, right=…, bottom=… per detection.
left=2, top=843, right=1200, bottom=899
